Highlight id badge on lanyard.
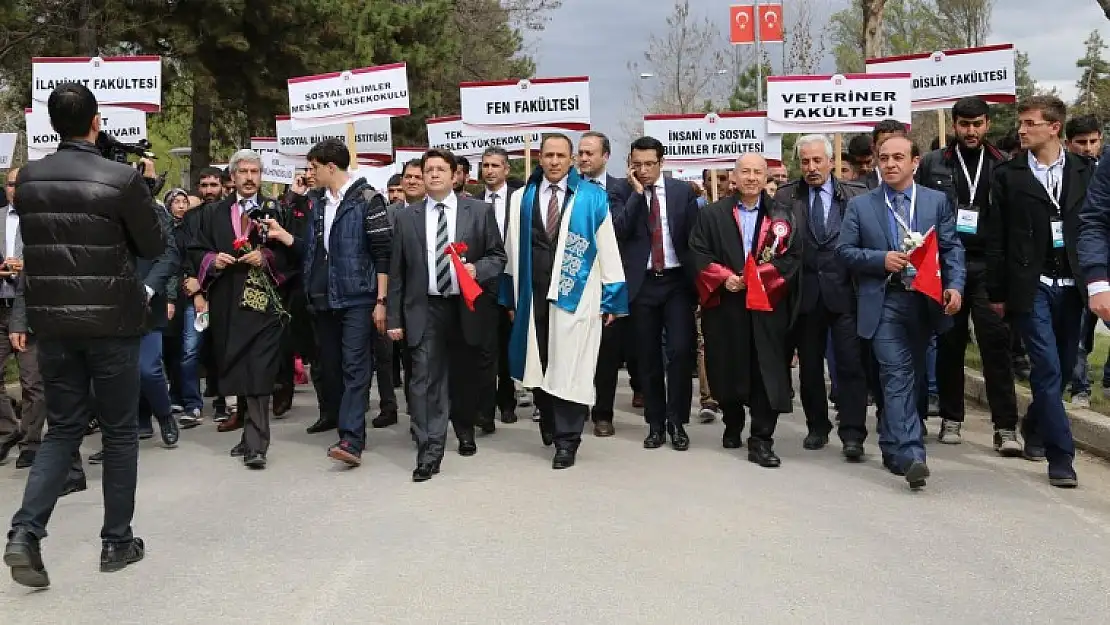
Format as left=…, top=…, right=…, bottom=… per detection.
left=955, top=147, right=984, bottom=234
left=1047, top=168, right=1064, bottom=249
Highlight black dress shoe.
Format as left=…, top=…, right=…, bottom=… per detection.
left=0, top=431, right=24, bottom=464
left=802, top=432, right=829, bottom=450
left=643, top=429, right=666, bottom=449
left=229, top=442, right=247, bottom=458
left=306, top=416, right=338, bottom=435
left=157, top=415, right=179, bottom=448
left=552, top=448, right=576, bottom=469
left=905, top=461, right=929, bottom=490
left=243, top=453, right=267, bottom=469
left=15, top=449, right=35, bottom=469
left=272, top=385, right=294, bottom=417
left=842, top=440, right=865, bottom=461
left=371, top=412, right=398, bottom=428
left=458, top=433, right=478, bottom=457
left=477, top=416, right=497, bottom=435
left=412, top=461, right=440, bottom=482
left=668, top=423, right=690, bottom=451
left=722, top=436, right=743, bottom=449
left=60, top=475, right=88, bottom=498
left=593, top=420, right=615, bottom=437
left=539, top=425, right=554, bottom=447
left=4, top=528, right=49, bottom=588
left=499, top=408, right=518, bottom=424
left=88, top=450, right=104, bottom=465
left=100, top=537, right=145, bottom=573
left=747, top=439, right=781, bottom=468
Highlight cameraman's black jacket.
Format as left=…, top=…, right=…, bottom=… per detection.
left=13, top=140, right=165, bottom=338
left=916, top=142, right=1007, bottom=258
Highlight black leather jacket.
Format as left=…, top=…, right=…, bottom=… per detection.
left=916, top=142, right=1007, bottom=257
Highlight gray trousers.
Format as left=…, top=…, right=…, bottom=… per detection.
left=239, top=396, right=271, bottom=455
left=409, top=297, right=461, bottom=464
left=0, top=306, right=46, bottom=450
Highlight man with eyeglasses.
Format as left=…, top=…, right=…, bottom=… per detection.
left=985, top=95, right=1091, bottom=488
left=614, top=136, right=700, bottom=451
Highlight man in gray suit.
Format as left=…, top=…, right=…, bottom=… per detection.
left=0, top=166, right=46, bottom=469
left=387, top=149, right=506, bottom=482
left=837, top=135, right=965, bottom=491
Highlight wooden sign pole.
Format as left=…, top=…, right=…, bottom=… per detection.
left=346, top=122, right=359, bottom=171
left=710, top=168, right=720, bottom=203
left=524, top=134, right=532, bottom=178
left=834, top=133, right=843, bottom=180
left=937, top=109, right=947, bottom=149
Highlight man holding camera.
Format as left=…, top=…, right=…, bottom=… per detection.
left=3, top=83, right=166, bottom=588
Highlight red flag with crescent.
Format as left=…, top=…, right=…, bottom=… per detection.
left=729, top=5, right=755, bottom=45
left=758, top=4, right=784, bottom=43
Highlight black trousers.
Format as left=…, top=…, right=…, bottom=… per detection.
left=592, top=316, right=632, bottom=422
left=633, top=270, right=696, bottom=428
left=533, top=289, right=588, bottom=448
left=495, top=308, right=516, bottom=415
left=239, top=395, right=272, bottom=455
left=936, top=261, right=1019, bottom=428
left=720, top=339, right=779, bottom=442
left=795, top=299, right=868, bottom=443
left=373, top=328, right=398, bottom=415
left=10, top=337, right=140, bottom=544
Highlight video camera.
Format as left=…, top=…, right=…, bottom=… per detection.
left=247, top=200, right=282, bottom=241
left=96, top=131, right=166, bottom=196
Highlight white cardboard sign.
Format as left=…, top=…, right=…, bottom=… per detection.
left=32, top=56, right=161, bottom=112
left=460, top=76, right=590, bottom=132
left=643, top=112, right=783, bottom=169
left=275, top=115, right=392, bottom=166
left=426, top=115, right=541, bottom=158
left=766, top=73, right=913, bottom=134
left=25, top=106, right=147, bottom=161
left=287, top=62, right=410, bottom=129
left=0, top=134, right=17, bottom=169
left=393, top=147, right=428, bottom=171
left=865, top=44, right=1016, bottom=111
left=262, top=152, right=296, bottom=185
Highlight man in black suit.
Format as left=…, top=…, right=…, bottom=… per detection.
left=577, top=131, right=638, bottom=437
left=612, top=136, right=699, bottom=450
left=473, top=146, right=523, bottom=429
left=984, top=95, right=1090, bottom=488
left=776, top=134, right=869, bottom=459
left=387, top=149, right=506, bottom=482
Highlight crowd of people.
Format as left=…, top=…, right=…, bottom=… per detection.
left=3, top=83, right=1110, bottom=588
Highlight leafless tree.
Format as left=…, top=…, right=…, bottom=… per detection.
left=782, top=0, right=829, bottom=75
left=933, top=0, right=995, bottom=47
left=1098, top=0, right=1110, bottom=20
left=501, top=0, right=564, bottom=31
left=861, top=0, right=887, bottom=60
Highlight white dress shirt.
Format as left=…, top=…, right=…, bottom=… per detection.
left=485, top=183, right=508, bottom=235
left=323, top=177, right=355, bottom=254
left=585, top=174, right=607, bottom=190
left=1, top=207, right=18, bottom=299
left=644, top=180, right=680, bottom=269
left=540, top=177, right=569, bottom=232
left=425, top=194, right=459, bottom=295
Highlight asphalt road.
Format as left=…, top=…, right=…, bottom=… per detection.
left=2, top=375, right=1110, bottom=624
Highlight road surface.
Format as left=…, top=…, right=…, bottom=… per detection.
left=2, top=375, right=1110, bottom=624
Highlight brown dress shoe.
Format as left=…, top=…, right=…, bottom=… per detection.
left=631, top=392, right=644, bottom=409
left=593, top=421, right=615, bottom=437
left=272, top=385, right=293, bottom=417
left=217, top=408, right=243, bottom=432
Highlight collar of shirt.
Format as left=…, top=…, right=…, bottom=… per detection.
left=812, top=177, right=834, bottom=200
left=586, top=175, right=606, bottom=189
left=326, top=178, right=355, bottom=205
left=6, top=206, right=16, bottom=216
left=736, top=196, right=761, bottom=212
left=1028, top=145, right=1066, bottom=174
left=883, top=182, right=914, bottom=204
left=426, top=193, right=459, bottom=212
left=236, top=193, right=257, bottom=208
left=540, top=177, right=569, bottom=198
left=485, top=184, right=507, bottom=199
left=646, top=178, right=665, bottom=195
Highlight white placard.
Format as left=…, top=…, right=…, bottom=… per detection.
left=262, top=152, right=296, bottom=185
left=865, top=44, right=1016, bottom=111
left=393, top=147, right=427, bottom=172
left=766, top=73, right=913, bottom=134
left=362, top=166, right=396, bottom=192
left=643, top=112, right=783, bottom=170
left=460, top=76, right=591, bottom=132
left=32, top=56, right=161, bottom=112
left=426, top=115, right=541, bottom=158
left=0, top=134, right=16, bottom=169
left=250, top=137, right=305, bottom=167
left=25, top=106, right=147, bottom=161
left=287, top=62, right=409, bottom=129
left=276, top=115, right=391, bottom=166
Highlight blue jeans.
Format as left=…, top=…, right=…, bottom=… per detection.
left=1013, top=283, right=1080, bottom=469
left=179, top=304, right=202, bottom=411
left=872, top=291, right=930, bottom=468
left=137, top=330, right=173, bottom=431
left=315, top=306, right=374, bottom=453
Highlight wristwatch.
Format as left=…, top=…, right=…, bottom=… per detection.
left=376, top=296, right=387, bottom=305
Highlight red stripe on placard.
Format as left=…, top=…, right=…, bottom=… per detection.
left=463, top=122, right=591, bottom=132
left=767, top=73, right=911, bottom=82
left=394, top=146, right=429, bottom=151
left=285, top=108, right=411, bottom=122
left=287, top=62, right=407, bottom=84
left=32, top=55, right=161, bottom=63
left=97, top=102, right=160, bottom=112
left=426, top=115, right=462, bottom=124
left=866, top=43, right=1014, bottom=66
left=459, top=76, right=590, bottom=89
left=250, top=137, right=277, bottom=141
left=644, top=111, right=767, bottom=121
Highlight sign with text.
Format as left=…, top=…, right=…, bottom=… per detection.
left=276, top=115, right=392, bottom=165
left=426, top=115, right=540, bottom=158
left=25, top=106, right=147, bottom=160
left=460, top=76, right=590, bottom=132
left=0, top=134, right=16, bottom=169
left=766, top=73, right=913, bottom=133
left=262, top=152, right=296, bottom=185
left=393, top=147, right=427, bottom=172
left=250, top=137, right=305, bottom=167
left=32, top=56, right=161, bottom=112
left=643, top=111, right=782, bottom=170
left=865, top=44, right=1016, bottom=111
left=287, top=62, right=409, bottom=129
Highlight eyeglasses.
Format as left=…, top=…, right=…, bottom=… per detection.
left=1017, top=120, right=1053, bottom=129
left=630, top=161, right=659, bottom=169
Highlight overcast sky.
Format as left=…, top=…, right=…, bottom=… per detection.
left=523, top=0, right=1110, bottom=157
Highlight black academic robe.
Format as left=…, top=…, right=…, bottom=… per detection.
left=188, top=195, right=294, bottom=396
left=689, top=191, right=801, bottom=414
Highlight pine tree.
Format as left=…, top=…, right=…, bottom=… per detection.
left=1074, top=30, right=1110, bottom=118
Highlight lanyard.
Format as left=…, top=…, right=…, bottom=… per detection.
left=955, top=146, right=984, bottom=204
left=1045, top=166, right=1062, bottom=213
left=884, top=184, right=917, bottom=235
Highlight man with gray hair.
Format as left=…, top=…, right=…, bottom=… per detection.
left=188, top=148, right=295, bottom=469
left=775, top=134, right=870, bottom=460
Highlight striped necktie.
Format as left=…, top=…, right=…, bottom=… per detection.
left=435, top=203, right=452, bottom=294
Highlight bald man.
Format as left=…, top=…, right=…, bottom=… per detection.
left=688, top=153, right=802, bottom=467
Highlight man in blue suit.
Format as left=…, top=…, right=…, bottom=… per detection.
left=838, top=134, right=965, bottom=490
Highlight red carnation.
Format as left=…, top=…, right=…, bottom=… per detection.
left=445, top=241, right=469, bottom=258
left=233, top=235, right=250, bottom=252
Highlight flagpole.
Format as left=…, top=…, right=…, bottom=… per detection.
left=754, top=0, right=763, bottom=110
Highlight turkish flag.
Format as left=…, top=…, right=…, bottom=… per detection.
left=744, top=254, right=772, bottom=312
left=445, top=243, right=483, bottom=311
left=908, top=227, right=943, bottom=304
left=729, top=5, right=755, bottom=45
left=758, top=4, right=785, bottom=43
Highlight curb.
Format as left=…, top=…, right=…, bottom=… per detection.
left=963, top=367, right=1110, bottom=460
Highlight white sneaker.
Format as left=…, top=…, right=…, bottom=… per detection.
left=170, top=404, right=184, bottom=415
left=938, top=419, right=963, bottom=444
left=698, top=407, right=719, bottom=423
left=1072, top=393, right=1091, bottom=409
left=994, top=428, right=1023, bottom=457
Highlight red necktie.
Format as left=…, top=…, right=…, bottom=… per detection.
left=546, top=186, right=560, bottom=241
left=648, top=187, right=665, bottom=272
